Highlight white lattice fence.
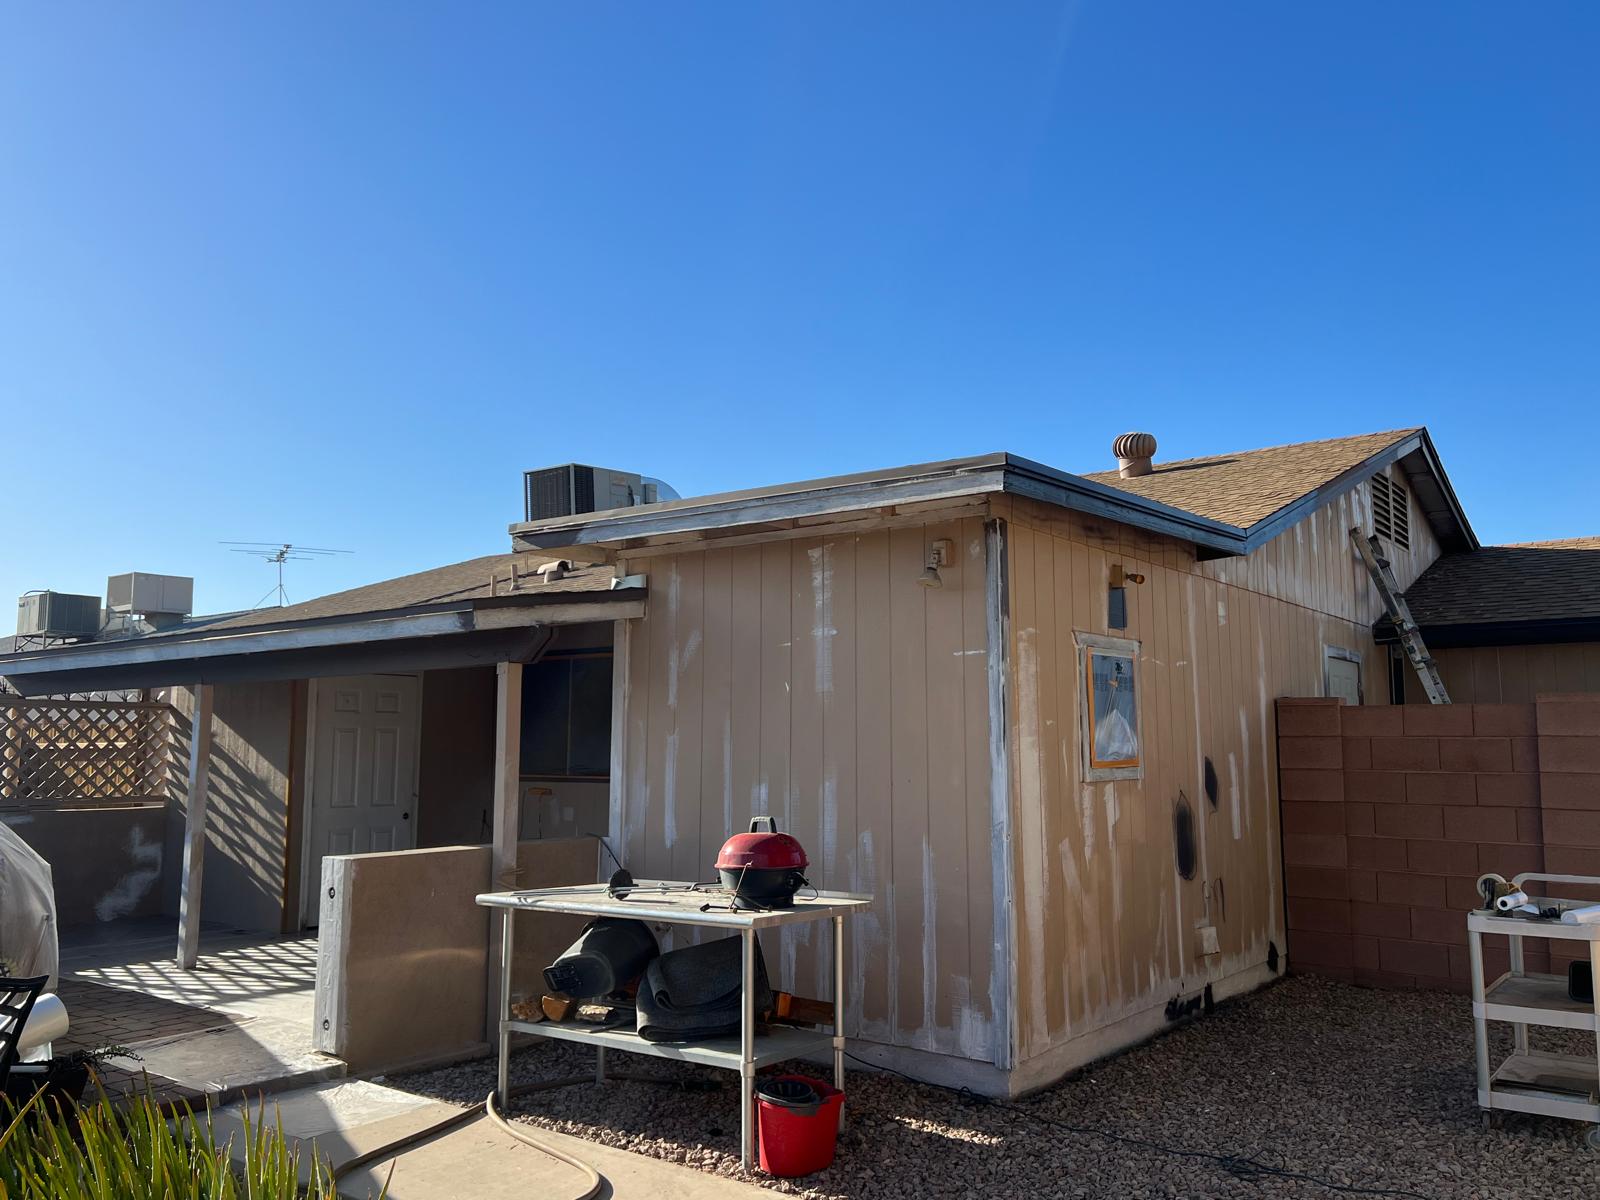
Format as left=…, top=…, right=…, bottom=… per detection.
left=0, top=699, right=173, bottom=808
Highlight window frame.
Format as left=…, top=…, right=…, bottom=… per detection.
left=1076, top=631, right=1143, bottom=782
left=519, top=648, right=614, bottom=780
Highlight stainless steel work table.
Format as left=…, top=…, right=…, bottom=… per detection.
left=476, top=882, right=873, bottom=1171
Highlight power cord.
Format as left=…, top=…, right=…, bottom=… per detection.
left=843, top=1051, right=1432, bottom=1200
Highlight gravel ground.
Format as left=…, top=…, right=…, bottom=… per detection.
left=393, top=975, right=1597, bottom=1199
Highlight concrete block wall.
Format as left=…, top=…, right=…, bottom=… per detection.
left=1278, top=695, right=1598, bottom=993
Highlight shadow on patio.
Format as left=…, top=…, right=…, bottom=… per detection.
left=56, top=916, right=341, bottom=1106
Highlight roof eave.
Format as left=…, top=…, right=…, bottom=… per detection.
left=0, top=589, right=646, bottom=691
left=1377, top=614, right=1600, bottom=649
left=510, top=455, right=1012, bottom=554
left=999, top=454, right=1246, bottom=555
left=1232, top=429, right=1477, bottom=555
left=511, top=453, right=1253, bottom=558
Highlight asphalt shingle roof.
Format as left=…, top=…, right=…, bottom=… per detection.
left=1402, top=539, right=1600, bottom=628
left=152, top=554, right=624, bottom=638
left=1081, top=429, right=1419, bottom=529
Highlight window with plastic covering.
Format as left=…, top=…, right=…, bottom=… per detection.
left=1077, top=632, right=1142, bottom=782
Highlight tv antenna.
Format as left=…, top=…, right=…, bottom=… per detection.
left=221, top=542, right=353, bottom=609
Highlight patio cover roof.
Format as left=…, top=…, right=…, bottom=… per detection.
left=0, top=555, right=646, bottom=696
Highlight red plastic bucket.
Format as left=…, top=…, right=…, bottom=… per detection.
left=755, top=1074, right=843, bottom=1177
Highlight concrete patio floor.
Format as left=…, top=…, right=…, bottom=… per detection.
left=58, top=917, right=343, bottom=1104
left=215, top=1079, right=768, bottom=1200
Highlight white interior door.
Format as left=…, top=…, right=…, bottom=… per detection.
left=302, top=674, right=421, bottom=926
left=1325, top=652, right=1364, bottom=706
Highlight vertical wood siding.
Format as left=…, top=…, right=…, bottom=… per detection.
left=1001, top=474, right=1442, bottom=1063
left=616, top=471, right=1446, bottom=1071
left=617, top=517, right=997, bottom=1060
left=1424, top=643, right=1600, bottom=703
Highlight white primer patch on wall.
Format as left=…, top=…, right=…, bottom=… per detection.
left=1227, top=751, right=1242, bottom=841
left=95, top=826, right=163, bottom=922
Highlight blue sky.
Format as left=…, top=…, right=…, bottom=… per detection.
left=4, top=4, right=1597, bottom=615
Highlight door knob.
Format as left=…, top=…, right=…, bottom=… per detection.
left=402, top=812, right=410, bottom=820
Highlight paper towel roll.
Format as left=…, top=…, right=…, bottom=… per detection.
left=17, top=993, right=68, bottom=1055
left=1495, top=890, right=1529, bottom=913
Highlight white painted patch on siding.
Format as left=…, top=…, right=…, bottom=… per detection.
left=1228, top=751, right=1242, bottom=841
left=1217, top=599, right=1227, bottom=625
left=663, top=731, right=678, bottom=848
left=948, top=974, right=991, bottom=1060
left=1058, top=834, right=1089, bottom=1020
left=852, top=829, right=888, bottom=1041
left=1015, top=627, right=1049, bottom=1043
left=809, top=546, right=836, bottom=694
left=1237, top=708, right=1252, bottom=833
left=1105, top=782, right=1122, bottom=925
left=95, top=826, right=162, bottom=922
left=1256, top=644, right=1278, bottom=937
left=1069, top=742, right=1094, bottom=858
left=666, top=565, right=684, bottom=706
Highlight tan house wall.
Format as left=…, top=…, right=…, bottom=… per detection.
left=998, top=474, right=1443, bottom=1080
left=611, top=474, right=1447, bottom=1086
left=1415, top=644, right=1600, bottom=704
left=615, top=516, right=998, bottom=1064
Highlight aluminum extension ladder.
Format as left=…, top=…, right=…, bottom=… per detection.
left=1349, top=528, right=1451, bottom=705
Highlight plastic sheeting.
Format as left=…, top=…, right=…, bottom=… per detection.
left=0, top=820, right=58, bottom=992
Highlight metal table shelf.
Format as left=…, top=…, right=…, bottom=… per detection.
left=501, top=1018, right=834, bottom=1069
left=477, top=882, right=873, bottom=1171
left=1467, top=873, right=1600, bottom=1144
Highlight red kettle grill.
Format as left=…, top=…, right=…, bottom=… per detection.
left=715, top=817, right=810, bottom=909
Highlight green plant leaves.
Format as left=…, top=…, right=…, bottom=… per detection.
left=0, top=1079, right=370, bottom=1200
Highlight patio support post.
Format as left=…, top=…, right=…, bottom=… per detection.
left=487, top=660, right=524, bottom=1041
left=176, top=683, right=214, bottom=970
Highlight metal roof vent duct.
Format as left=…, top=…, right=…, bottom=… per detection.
left=1113, top=432, right=1157, bottom=478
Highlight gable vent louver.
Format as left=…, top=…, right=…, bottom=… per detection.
left=1370, top=474, right=1410, bottom=551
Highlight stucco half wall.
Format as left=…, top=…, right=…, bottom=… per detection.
left=314, top=837, right=599, bottom=1073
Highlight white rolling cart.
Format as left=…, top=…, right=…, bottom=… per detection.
left=477, top=882, right=872, bottom=1171
left=1467, top=872, right=1600, bottom=1148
